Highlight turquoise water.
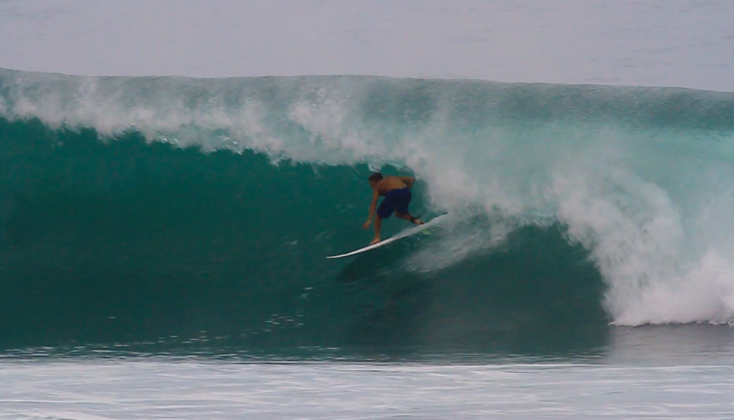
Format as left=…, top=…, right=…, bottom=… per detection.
left=2, top=66, right=734, bottom=418
left=3, top=67, right=734, bottom=417
left=1, top=71, right=614, bottom=355
left=3, top=1, right=734, bottom=418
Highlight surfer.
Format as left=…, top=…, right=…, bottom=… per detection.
left=363, top=172, right=424, bottom=244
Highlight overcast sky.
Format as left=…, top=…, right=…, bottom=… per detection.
left=1, top=0, right=733, bottom=90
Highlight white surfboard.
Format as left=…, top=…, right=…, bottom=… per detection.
left=326, top=214, right=448, bottom=259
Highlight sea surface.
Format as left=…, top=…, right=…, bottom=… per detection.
left=2, top=1, right=734, bottom=419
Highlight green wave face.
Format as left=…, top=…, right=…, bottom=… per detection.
left=1, top=69, right=733, bottom=358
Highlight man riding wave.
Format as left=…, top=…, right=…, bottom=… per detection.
left=363, top=172, right=424, bottom=245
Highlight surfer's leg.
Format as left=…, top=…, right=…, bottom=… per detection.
left=394, top=191, right=422, bottom=225
left=395, top=211, right=424, bottom=225
left=370, top=216, right=382, bottom=245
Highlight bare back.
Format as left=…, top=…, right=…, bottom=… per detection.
left=375, top=176, right=414, bottom=196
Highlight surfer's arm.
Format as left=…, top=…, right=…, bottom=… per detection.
left=363, top=189, right=380, bottom=229
left=398, top=176, right=415, bottom=188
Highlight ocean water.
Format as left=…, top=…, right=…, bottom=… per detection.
left=2, top=1, right=734, bottom=419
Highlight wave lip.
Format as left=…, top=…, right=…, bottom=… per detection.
left=2, top=68, right=734, bottom=333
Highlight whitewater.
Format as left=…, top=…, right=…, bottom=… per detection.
left=2, top=67, right=734, bottom=330
left=5, top=2, right=734, bottom=418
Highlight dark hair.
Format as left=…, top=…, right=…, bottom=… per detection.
left=368, top=172, right=384, bottom=182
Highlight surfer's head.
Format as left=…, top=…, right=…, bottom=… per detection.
left=368, top=172, right=383, bottom=188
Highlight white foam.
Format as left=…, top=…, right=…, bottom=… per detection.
left=3, top=69, right=734, bottom=325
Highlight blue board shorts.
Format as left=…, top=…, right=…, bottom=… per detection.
left=377, top=187, right=412, bottom=219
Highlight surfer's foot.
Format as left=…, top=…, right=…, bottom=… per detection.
left=410, top=216, right=424, bottom=225
left=370, top=237, right=381, bottom=245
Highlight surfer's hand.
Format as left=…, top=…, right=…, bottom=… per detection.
left=362, top=220, right=371, bottom=230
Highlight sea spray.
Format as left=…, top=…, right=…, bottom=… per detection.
left=1, top=68, right=734, bottom=355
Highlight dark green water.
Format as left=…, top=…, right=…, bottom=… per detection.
left=0, top=117, right=608, bottom=357
left=3, top=69, right=734, bottom=359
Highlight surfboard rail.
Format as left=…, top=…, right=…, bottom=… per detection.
left=326, top=214, right=448, bottom=259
